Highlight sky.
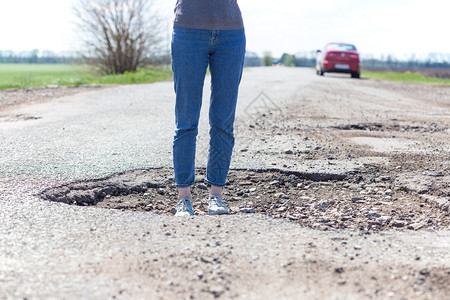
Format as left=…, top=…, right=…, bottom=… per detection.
left=0, top=0, right=448, bottom=59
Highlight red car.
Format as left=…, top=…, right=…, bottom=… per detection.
left=316, top=42, right=360, bottom=78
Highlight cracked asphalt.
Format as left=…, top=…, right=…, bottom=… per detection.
left=1, top=68, right=449, bottom=299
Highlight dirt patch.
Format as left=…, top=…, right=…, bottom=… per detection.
left=40, top=167, right=449, bottom=232
left=332, top=122, right=446, bottom=133
left=0, top=114, right=42, bottom=122
left=0, top=85, right=109, bottom=113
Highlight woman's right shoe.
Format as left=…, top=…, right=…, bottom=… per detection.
left=175, top=197, right=194, bottom=216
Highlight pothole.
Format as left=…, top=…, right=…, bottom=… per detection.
left=39, top=168, right=449, bottom=232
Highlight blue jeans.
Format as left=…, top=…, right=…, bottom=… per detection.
left=171, top=27, right=246, bottom=188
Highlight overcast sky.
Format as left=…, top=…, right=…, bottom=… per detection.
left=0, top=0, right=448, bottom=59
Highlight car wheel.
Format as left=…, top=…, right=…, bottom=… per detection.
left=318, top=68, right=324, bottom=76
left=351, top=72, right=360, bottom=79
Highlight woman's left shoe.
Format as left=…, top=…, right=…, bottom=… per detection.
left=208, top=195, right=229, bottom=215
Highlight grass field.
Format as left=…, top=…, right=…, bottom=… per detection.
left=362, top=70, right=450, bottom=85
left=0, top=64, right=173, bottom=90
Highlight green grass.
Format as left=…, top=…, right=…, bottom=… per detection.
left=0, top=64, right=173, bottom=90
left=362, top=70, right=450, bottom=86
left=87, top=68, right=172, bottom=85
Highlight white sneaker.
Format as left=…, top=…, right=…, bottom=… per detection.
left=175, top=197, right=194, bottom=216
left=208, top=195, right=229, bottom=215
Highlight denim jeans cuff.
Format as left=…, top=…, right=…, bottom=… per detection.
left=176, top=182, right=194, bottom=188
left=204, top=178, right=226, bottom=187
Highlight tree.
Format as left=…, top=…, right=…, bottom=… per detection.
left=280, top=53, right=296, bottom=67
left=27, top=49, right=39, bottom=64
left=262, top=51, right=273, bottom=66
left=73, top=0, right=164, bottom=74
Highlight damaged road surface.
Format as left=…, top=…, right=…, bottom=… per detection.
left=1, top=68, right=449, bottom=299
left=41, top=167, right=449, bottom=232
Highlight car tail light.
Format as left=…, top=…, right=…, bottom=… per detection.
left=326, top=52, right=336, bottom=59
left=350, top=54, right=358, bottom=58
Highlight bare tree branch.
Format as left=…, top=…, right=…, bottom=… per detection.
left=73, top=0, right=164, bottom=74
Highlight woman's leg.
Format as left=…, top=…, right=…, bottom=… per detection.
left=171, top=28, right=210, bottom=198
left=210, top=185, right=223, bottom=198
left=206, top=30, right=246, bottom=189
